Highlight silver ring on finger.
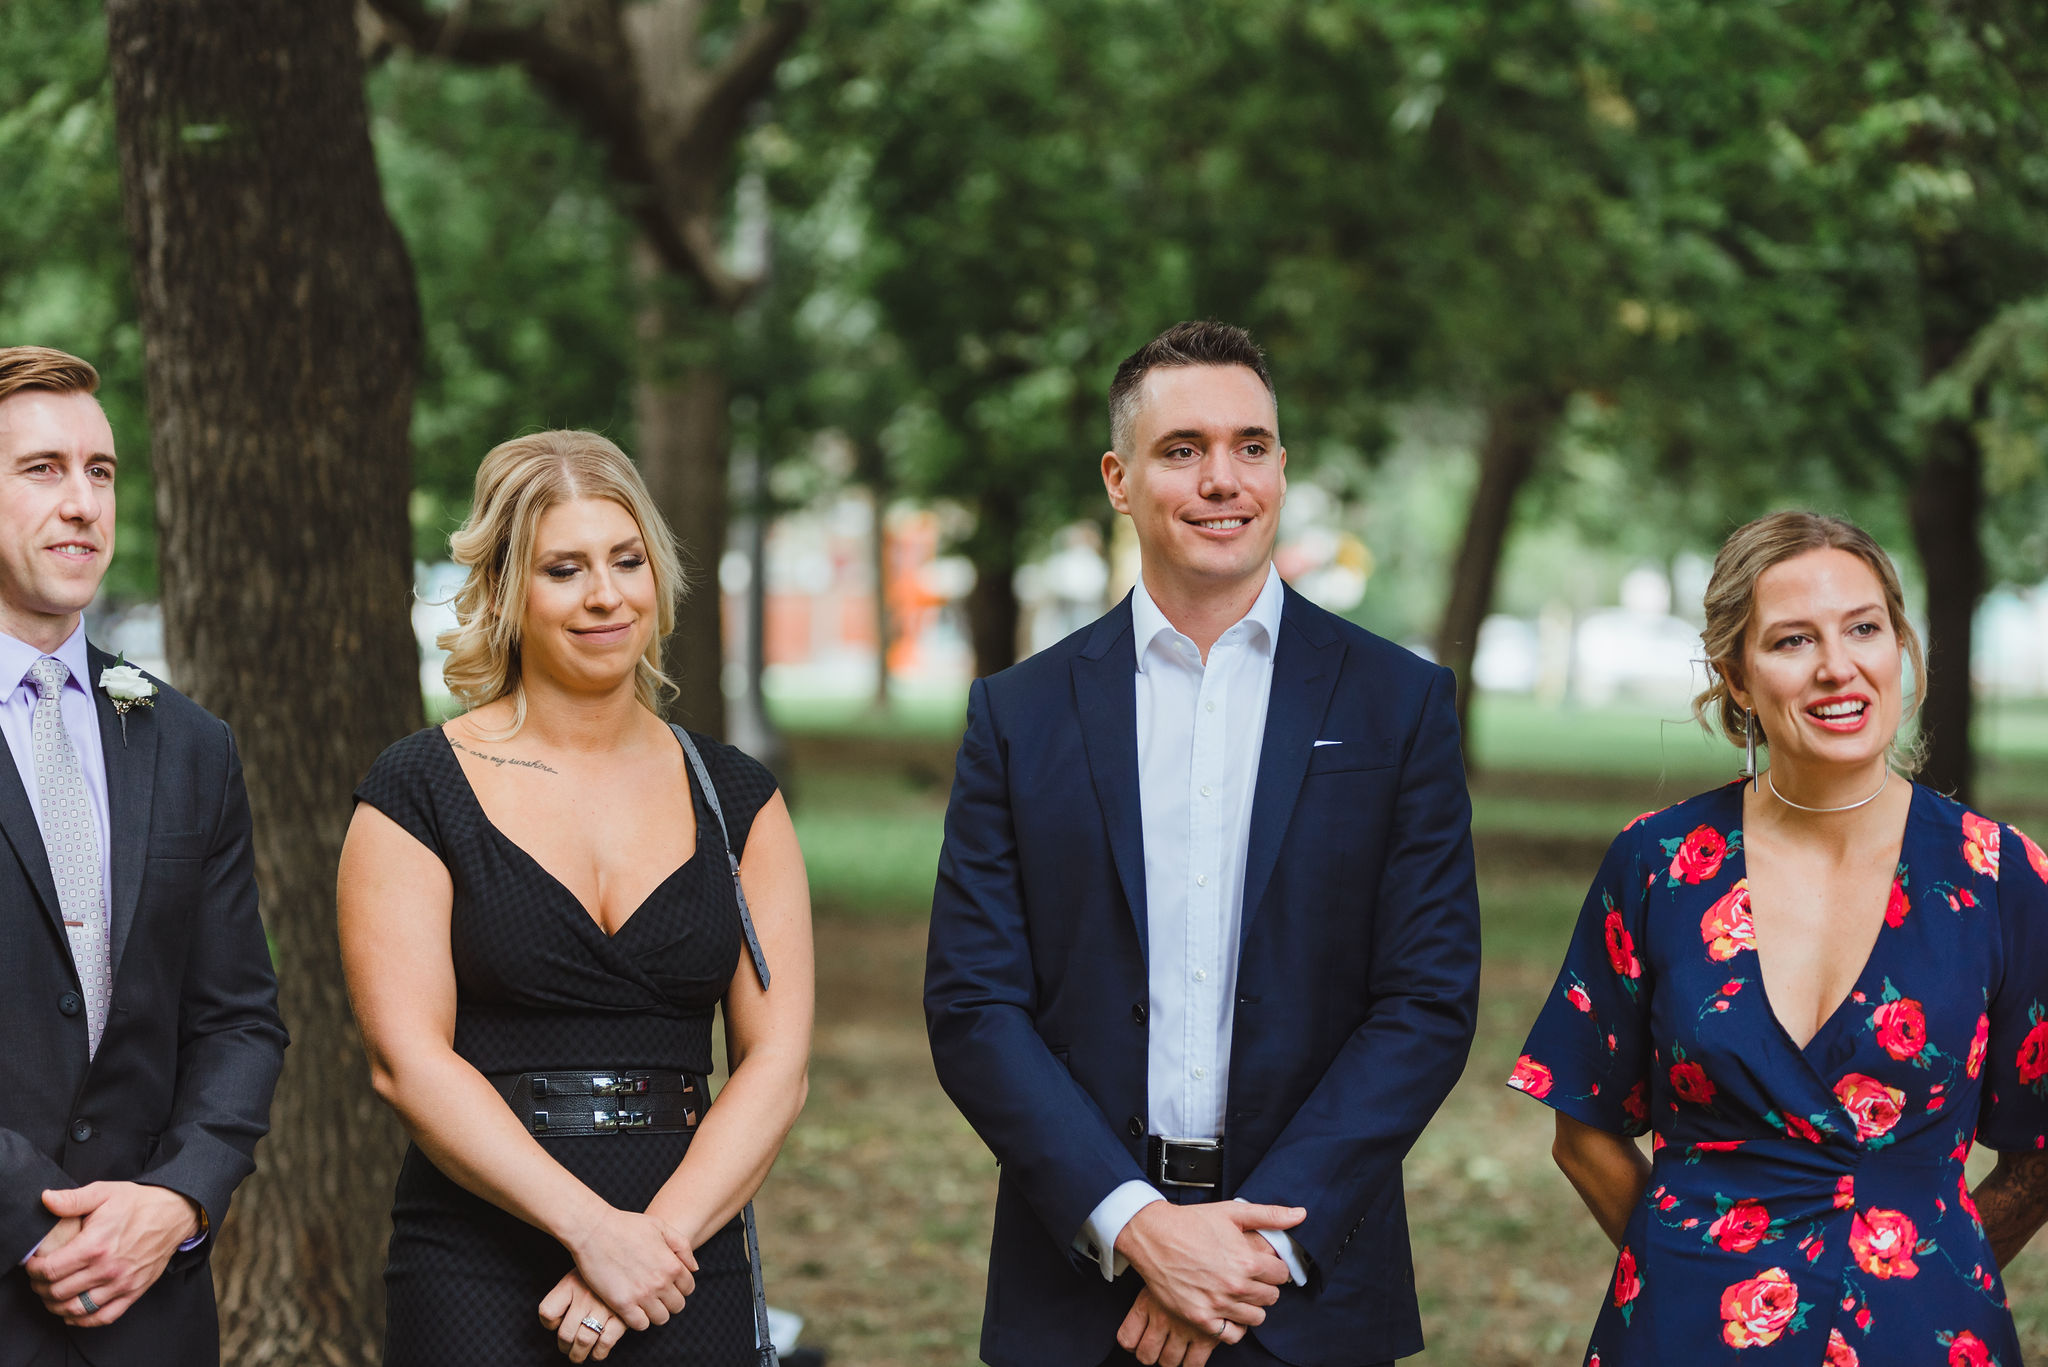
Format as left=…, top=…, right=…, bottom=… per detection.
left=77, top=1290, right=99, bottom=1315
left=579, top=1314, right=607, bottom=1334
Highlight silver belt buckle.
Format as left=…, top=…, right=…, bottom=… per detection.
left=1154, top=1135, right=1221, bottom=1189
left=592, top=1074, right=652, bottom=1096
left=593, top=1109, right=650, bottom=1131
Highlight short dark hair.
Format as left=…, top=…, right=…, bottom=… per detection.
left=0, top=346, right=99, bottom=408
left=1108, top=321, right=1275, bottom=454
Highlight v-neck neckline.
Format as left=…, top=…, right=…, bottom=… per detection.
left=437, top=725, right=700, bottom=940
left=1733, top=778, right=1921, bottom=1065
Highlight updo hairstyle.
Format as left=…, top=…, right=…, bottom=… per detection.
left=438, top=430, right=688, bottom=733
left=1691, top=510, right=1925, bottom=766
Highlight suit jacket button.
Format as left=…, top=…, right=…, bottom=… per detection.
left=1131, top=1003, right=1147, bottom=1026
left=71, top=1120, right=92, bottom=1143
left=58, top=993, right=82, bottom=1017
left=1127, top=1115, right=1144, bottom=1138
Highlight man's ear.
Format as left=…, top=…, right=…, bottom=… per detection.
left=1101, top=450, right=1130, bottom=515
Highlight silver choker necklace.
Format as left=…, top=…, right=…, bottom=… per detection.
left=1766, top=767, right=1891, bottom=814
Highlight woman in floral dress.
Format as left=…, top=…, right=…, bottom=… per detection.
left=1512, top=512, right=2048, bottom=1366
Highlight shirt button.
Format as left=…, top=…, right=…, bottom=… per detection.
left=58, top=992, right=81, bottom=1017
left=1197, top=874, right=1209, bottom=887
left=1194, top=969, right=1208, bottom=982
left=1205, top=701, right=1215, bottom=713
left=70, top=1120, right=92, bottom=1143
left=1200, top=785, right=1212, bottom=798
left=1193, top=1066, right=1208, bottom=1080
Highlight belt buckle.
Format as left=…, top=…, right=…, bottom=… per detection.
left=591, top=1074, right=652, bottom=1096
left=593, top=1109, right=650, bottom=1132
left=1152, top=1135, right=1221, bottom=1189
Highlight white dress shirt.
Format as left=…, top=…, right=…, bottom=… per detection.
left=1075, top=564, right=1307, bottom=1284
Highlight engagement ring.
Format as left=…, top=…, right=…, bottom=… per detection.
left=580, top=1314, right=607, bottom=1334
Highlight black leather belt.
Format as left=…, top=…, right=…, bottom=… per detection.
left=1146, top=1135, right=1222, bottom=1189
left=488, top=1070, right=705, bottom=1136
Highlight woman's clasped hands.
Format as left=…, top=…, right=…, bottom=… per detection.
left=538, top=1208, right=697, bottom=1363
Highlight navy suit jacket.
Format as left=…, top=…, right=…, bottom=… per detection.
left=926, top=585, right=1480, bottom=1367
left=0, top=646, right=287, bottom=1367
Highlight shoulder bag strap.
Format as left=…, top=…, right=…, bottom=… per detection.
left=670, top=724, right=771, bottom=990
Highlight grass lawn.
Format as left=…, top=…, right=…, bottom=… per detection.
left=757, top=691, right=2048, bottom=1365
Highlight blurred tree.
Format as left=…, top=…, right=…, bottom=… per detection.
left=104, top=0, right=423, bottom=1360
left=362, top=0, right=812, bottom=739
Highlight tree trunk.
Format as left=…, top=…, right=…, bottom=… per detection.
left=104, top=3, right=422, bottom=1362
left=1434, top=392, right=1563, bottom=743
left=1908, top=411, right=1984, bottom=803
left=966, top=492, right=1023, bottom=678
left=859, top=440, right=892, bottom=711
left=634, top=242, right=731, bottom=739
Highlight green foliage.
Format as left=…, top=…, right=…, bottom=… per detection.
left=0, top=0, right=153, bottom=598
left=368, top=55, right=642, bottom=552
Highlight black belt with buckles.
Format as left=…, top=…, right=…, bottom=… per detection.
left=488, top=1070, right=706, bottom=1137
left=1146, top=1135, right=1223, bottom=1189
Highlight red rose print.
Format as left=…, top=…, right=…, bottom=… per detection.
left=1834, top=1073, right=1906, bottom=1141
left=1567, top=982, right=1593, bottom=1013
left=1872, top=998, right=1928, bottom=1061
left=1710, top=1199, right=1771, bottom=1253
left=1695, top=1140, right=1743, bottom=1152
left=1624, top=809, right=1657, bottom=831
left=1700, top=880, right=1754, bottom=962
left=1671, top=1060, right=1717, bottom=1107
left=1834, top=1175, right=1855, bottom=1210
left=1605, top=910, right=1641, bottom=980
left=1672, top=824, right=1729, bottom=884
left=2017, top=826, right=2048, bottom=883
left=1849, top=1207, right=1920, bottom=1279
left=1959, top=1171, right=1982, bottom=1226
left=1948, top=1330, right=1995, bottom=1367
left=1623, top=1080, right=1647, bottom=1124
left=1884, top=876, right=1909, bottom=928
left=1719, top=1267, right=1800, bottom=1349
left=1507, top=1054, right=1553, bottom=1099
left=1613, top=1244, right=1641, bottom=1308
left=1967, top=1013, right=1990, bottom=1079
left=1783, top=1113, right=1824, bottom=1144
left=1825, top=1327, right=1859, bottom=1367
left=2019, top=1021, right=2048, bottom=1085
left=1962, top=811, right=2001, bottom=879
left=1854, top=1307, right=1871, bottom=1330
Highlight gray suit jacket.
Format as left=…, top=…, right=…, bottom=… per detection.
left=0, top=645, right=286, bottom=1367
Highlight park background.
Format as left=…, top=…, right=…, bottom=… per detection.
left=8, top=0, right=2048, bottom=1362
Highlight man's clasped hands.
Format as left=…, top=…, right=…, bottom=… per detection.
left=1113, top=1198, right=1306, bottom=1367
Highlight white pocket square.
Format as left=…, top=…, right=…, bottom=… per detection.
left=1313, top=739, right=1342, bottom=747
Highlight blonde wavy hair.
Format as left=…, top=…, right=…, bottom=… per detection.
left=439, top=430, right=688, bottom=733
left=1692, top=510, right=1925, bottom=769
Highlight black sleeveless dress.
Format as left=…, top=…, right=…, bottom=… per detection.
left=354, top=725, right=779, bottom=1367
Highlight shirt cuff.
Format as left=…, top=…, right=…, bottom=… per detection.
left=1235, top=1200, right=1309, bottom=1287
left=1074, top=1180, right=1165, bottom=1281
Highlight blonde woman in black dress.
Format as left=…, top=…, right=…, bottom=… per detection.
left=340, top=430, right=813, bottom=1365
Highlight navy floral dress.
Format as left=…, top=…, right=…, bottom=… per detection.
left=1512, top=782, right=2048, bottom=1366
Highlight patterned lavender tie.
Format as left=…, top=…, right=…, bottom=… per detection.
left=28, top=657, right=110, bottom=1057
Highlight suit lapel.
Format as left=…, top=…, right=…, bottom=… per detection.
left=88, top=645, right=156, bottom=977
left=1239, top=589, right=1344, bottom=949
left=0, top=719, right=65, bottom=946
left=1072, top=598, right=1149, bottom=961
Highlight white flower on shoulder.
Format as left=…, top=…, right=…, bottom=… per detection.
left=98, top=656, right=157, bottom=743
left=99, top=663, right=156, bottom=703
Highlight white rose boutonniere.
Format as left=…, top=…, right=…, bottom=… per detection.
left=98, top=656, right=158, bottom=743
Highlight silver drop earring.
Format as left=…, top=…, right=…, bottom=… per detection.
left=1742, top=708, right=1758, bottom=792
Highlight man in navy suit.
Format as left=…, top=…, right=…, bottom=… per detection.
left=926, top=321, right=1480, bottom=1367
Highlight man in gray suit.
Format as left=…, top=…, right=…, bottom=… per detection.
left=0, top=347, right=286, bottom=1367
